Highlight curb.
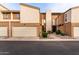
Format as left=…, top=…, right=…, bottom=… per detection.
left=0, top=38, right=79, bottom=41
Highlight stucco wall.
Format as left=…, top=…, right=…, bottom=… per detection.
left=40, top=13, right=46, bottom=26
left=0, top=5, right=8, bottom=11
left=71, top=8, right=79, bottom=23
left=58, top=14, right=64, bottom=25
left=57, top=14, right=64, bottom=32
left=52, top=15, right=58, bottom=25
left=0, top=5, right=8, bottom=20
left=64, top=10, right=71, bottom=23
left=64, top=22, right=71, bottom=36
left=46, top=10, right=52, bottom=32
left=20, top=4, right=40, bottom=23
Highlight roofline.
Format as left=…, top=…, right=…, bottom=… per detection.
left=71, top=6, right=79, bottom=9
left=64, top=8, right=71, bottom=13
left=64, top=6, right=79, bottom=13
left=0, top=4, right=9, bottom=10
left=20, top=3, right=40, bottom=10
left=1, top=10, right=20, bottom=12
left=41, top=12, right=63, bottom=14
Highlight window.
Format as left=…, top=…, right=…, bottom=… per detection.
left=3, top=12, right=11, bottom=19
left=13, top=13, right=20, bottom=19
left=64, top=14, right=67, bottom=22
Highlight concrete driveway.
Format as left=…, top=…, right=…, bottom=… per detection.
left=0, top=41, right=79, bottom=55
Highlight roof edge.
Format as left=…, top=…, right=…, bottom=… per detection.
left=0, top=4, right=9, bottom=10
left=19, top=3, right=40, bottom=10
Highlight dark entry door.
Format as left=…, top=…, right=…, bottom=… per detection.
left=52, top=26, right=56, bottom=32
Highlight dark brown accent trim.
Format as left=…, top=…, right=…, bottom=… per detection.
left=1, top=10, right=20, bottom=13
left=11, top=22, right=40, bottom=27
left=71, top=23, right=79, bottom=27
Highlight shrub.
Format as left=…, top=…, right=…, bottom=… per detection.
left=47, top=31, right=52, bottom=34
left=56, top=30, right=66, bottom=36
left=42, top=31, right=48, bottom=38
left=60, top=32, right=65, bottom=36
left=56, top=30, right=61, bottom=34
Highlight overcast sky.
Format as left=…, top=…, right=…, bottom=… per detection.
left=1, top=3, right=79, bottom=12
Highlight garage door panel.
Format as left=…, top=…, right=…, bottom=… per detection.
left=0, top=27, right=8, bottom=36
left=12, top=27, right=37, bottom=37
left=74, top=27, right=79, bottom=37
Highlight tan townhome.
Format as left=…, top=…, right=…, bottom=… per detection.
left=0, top=4, right=41, bottom=38
left=0, top=3, right=79, bottom=39
left=41, top=12, right=64, bottom=33
left=64, top=6, right=79, bottom=38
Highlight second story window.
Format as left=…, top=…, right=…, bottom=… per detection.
left=64, top=14, right=67, bottom=22
left=13, top=12, right=20, bottom=19
left=3, top=12, right=11, bottom=19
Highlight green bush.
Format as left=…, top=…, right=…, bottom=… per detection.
left=56, top=30, right=66, bottom=36
left=47, top=31, right=52, bottom=34
left=60, top=32, right=65, bottom=36
left=42, top=31, right=48, bottom=38
left=56, top=30, right=61, bottom=34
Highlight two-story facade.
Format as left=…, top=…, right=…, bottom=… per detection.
left=41, top=6, right=79, bottom=38
left=0, top=4, right=41, bottom=38
left=0, top=3, right=79, bottom=38
left=64, top=6, right=79, bottom=38
left=41, top=12, right=64, bottom=33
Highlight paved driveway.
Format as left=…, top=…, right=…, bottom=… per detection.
left=0, top=41, right=79, bottom=55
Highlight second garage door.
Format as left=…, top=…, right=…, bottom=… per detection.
left=0, top=27, right=8, bottom=37
left=12, top=27, right=37, bottom=37
left=73, top=27, right=79, bottom=38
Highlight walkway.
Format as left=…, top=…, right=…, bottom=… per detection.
left=48, top=33, right=72, bottom=39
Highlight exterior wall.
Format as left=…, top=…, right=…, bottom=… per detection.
left=52, top=15, right=58, bottom=25
left=64, top=22, right=71, bottom=36
left=64, top=10, right=71, bottom=23
left=71, top=8, right=79, bottom=23
left=58, top=14, right=64, bottom=32
left=20, top=4, right=40, bottom=23
left=46, top=10, right=52, bottom=32
left=40, top=13, right=46, bottom=26
left=0, top=4, right=42, bottom=38
left=0, top=5, right=9, bottom=21
left=40, top=13, right=46, bottom=31
left=64, top=8, right=79, bottom=37
left=0, top=5, right=8, bottom=11
left=58, top=14, right=64, bottom=25
left=2, top=4, right=79, bottom=38
left=64, top=10, right=72, bottom=36
left=19, top=4, right=41, bottom=37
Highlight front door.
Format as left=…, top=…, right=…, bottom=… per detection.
left=52, top=26, right=56, bottom=32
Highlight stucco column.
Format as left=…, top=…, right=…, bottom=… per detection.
left=11, top=12, right=13, bottom=20
left=46, top=10, right=52, bottom=32
left=8, top=12, right=12, bottom=37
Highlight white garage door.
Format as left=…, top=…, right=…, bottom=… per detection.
left=0, top=27, right=7, bottom=36
left=12, top=27, right=37, bottom=37
left=74, top=27, right=79, bottom=37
